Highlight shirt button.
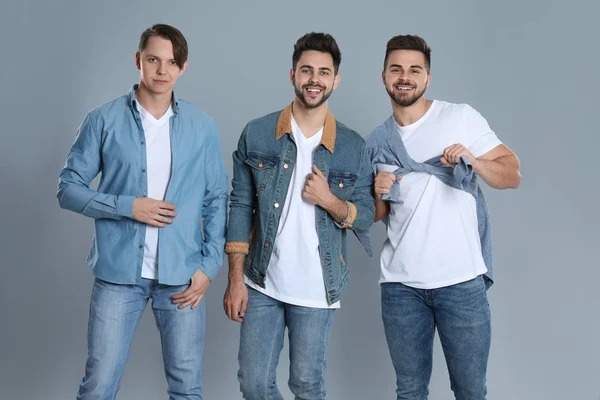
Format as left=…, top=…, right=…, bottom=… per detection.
left=142, top=169, right=146, bottom=173
left=141, top=141, right=145, bottom=145
left=274, top=203, right=279, bottom=208
left=339, top=182, right=344, bottom=188
left=264, top=242, right=269, bottom=248
left=283, top=163, right=289, bottom=169
left=258, top=162, right=264, bottom=168
left=139, top=244, right=143, bottom=249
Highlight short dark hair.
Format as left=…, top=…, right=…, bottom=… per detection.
left=292, top=32, right=342, bottom=74
left=384, top=35, right=431, bottom=72
left=138, top=24, right=188, bottom=69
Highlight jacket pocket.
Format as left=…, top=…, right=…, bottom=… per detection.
left=328, top=172, right=357, bottom=200
left=245, top=152, right=279, bottom=191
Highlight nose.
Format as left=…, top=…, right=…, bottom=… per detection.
left=157, top=61, right=167, bottom=75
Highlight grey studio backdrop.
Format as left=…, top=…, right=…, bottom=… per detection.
left=1, top=0, right=598, bottom=399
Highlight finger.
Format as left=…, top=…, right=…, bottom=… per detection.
left=155, top=215, right=174, bottom=224
left=160, top=202, right=176, bottom=210
left=312, top=165, right=325, bottom=177
left=441, top=157, right=450, bottom=165
left=159, top=209, right=178, bottom=217
left=240, top=296, right=248, bottom=317
left=149, top=220, right=166, bottom=228
left=191, top=294, right=204, bottom=310
left=397, top=176, right=403, bottom=181
left=178, top=297, right=196, bottom=310
left=172, top=287, right=194, bottom=301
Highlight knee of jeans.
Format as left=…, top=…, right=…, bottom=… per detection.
left=288, top=374, right=324, bottom=398
left=238, top=369, right=273, bottom=399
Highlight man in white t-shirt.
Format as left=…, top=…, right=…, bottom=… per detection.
left=223, top=33, right=375, bottom=400
left=367, top=35, right=521, bottom=400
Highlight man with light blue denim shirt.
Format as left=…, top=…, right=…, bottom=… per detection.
left=57, top=24, right=227, bottom=399
left=223, top=32, right=374, bottom=400
left=367, top=35, right=521, bottom=400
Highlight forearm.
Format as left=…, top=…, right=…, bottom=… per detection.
left=320, top=194, right=349, bottom=223
left=227, top=253, right=246, bottom=283
left=57, top=180, right=135, bottom=219
left=374, top=198, right=390, bottom=222
left=473, top=155, right=521, bottom=189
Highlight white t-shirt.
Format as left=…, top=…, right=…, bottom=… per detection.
left=378, top=100, right=502, bottom=289
left=246, top=116, right=340, bottom=309
left=136, top=100, right=174, bottom=280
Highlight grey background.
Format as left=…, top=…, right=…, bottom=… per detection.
left=1, top=0, right=598, bottom=399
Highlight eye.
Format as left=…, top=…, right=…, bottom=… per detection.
left=169, top=61, right=177, bottom=66
left=390, top=68, right=400, bottom=73
left=320, top=70, right=329, bottom=76
left=411, top=69, right=420, bottom=74
left=148, top=57, right=157, bottom=62
left=301, top=68, right=311, bottom=74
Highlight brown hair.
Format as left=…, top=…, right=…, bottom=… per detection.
left=293, top=32, right=342, bottom=74
left=384, top=35, right=431, bottom=72
left=138, top=24, right=188, bottom=69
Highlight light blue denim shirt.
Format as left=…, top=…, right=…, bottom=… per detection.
left=57, top=85, right=228, bottom=285
left=367, top=115, right=494, bottom=289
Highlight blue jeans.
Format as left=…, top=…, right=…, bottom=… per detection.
left=381, top=276, right=491, bottom=400
left=77, top=278, right=205, bottom=399
left=237, top=287, right=335, bottom=400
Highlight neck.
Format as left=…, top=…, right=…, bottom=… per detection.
left=392, top=97, right=432, bottom=126
left=291, top=98, right=328, bottom=138
left=136, top=82, right=173, bottom=119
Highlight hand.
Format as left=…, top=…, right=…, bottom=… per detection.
left=132, top=197, right=177, bottom=227
left=171, top=269, right=210, bottom=310
left=223, top=279, right=248, bottom=322
left=374, top=172, right=402, bottom=199
left=302, top=165, right=334, bottom=206
left=441, top=143, right=476, bottom=167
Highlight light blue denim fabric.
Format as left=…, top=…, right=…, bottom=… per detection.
left=57, top=85, right=228, bottom=285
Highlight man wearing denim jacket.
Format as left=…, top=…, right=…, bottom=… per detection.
left=57, top=24, right=228, bottom=399
left=223, top=32, right=374, bottom=400
left=367, top=35, right=521, bottom=400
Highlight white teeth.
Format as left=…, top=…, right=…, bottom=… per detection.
left=307, top=88, right=321, bottom=92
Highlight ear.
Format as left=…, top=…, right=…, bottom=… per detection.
left=289, top=68, right=295, bottom=85
left=426, top=72, right=432, bottom=88
left=381, top=69, right=386, bottom=85
left=179, top=60, right=189, bottom=76
left=135, top=52, right=141, bottom=70
left=333, top=73, right=341, bottom=90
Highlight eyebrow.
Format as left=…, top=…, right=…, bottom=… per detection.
left=300, top=65, right=333, bottom=72
left=388, top=64, right=424, bottom=70
left=145, top=54, right=176, bottom=61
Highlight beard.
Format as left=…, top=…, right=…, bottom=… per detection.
left=294, top=83, right=333, bottom=109
left=386, top=82, right=427, bottom=107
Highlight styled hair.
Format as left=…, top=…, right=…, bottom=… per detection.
left=384, top=35, right=431, bottom=72
left=292, top=32, right=342, bottom=74
left=138, top=24, right=188, bottom=69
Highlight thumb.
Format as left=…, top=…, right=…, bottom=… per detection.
left=312, top=165, right=324, bottom=177
left=396, top=175, right=402, bottom=181
left=441, top=157, right=449, bottom=165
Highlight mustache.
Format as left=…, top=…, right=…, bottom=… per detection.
left=302, top=83, right=326, bottom=90
left=394, top=80, right=415, bottom=87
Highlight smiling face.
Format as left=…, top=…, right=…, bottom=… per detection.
left=383, top=49, right=431, bottom=107
left=291, top=50, right=340, bottom=109
left=136, top=35, right=187, bottom=96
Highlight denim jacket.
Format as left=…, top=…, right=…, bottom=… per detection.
left=225, top=104, right=375, bottom=304
left=367, top=115, right=494, bottom=289
left=57, top=85, right=228, bottom=285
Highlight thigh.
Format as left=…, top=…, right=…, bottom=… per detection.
left=286, top=304, right=335, bottom=380
left=381, top=283, right=435, bottom=400
left=434, top=276, right=491, bottom=399
left=238, top=288, right=286, bottom=382
left=78, top=279, right=149, bottom=396
left=151, top=282, right=206, bottom=397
